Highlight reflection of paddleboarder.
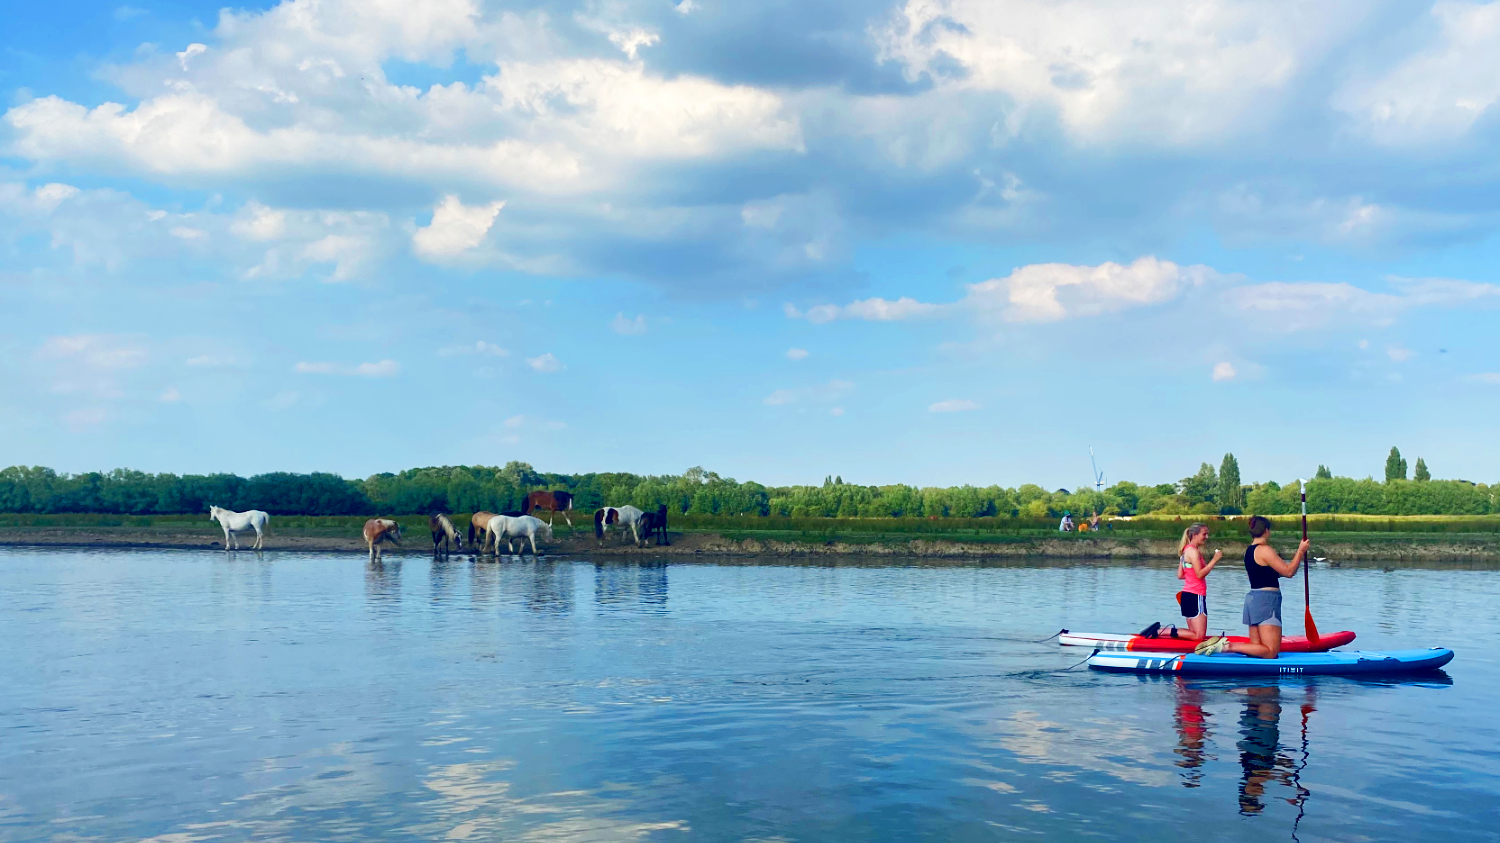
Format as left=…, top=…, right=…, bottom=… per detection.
left=1172, top=679, right=1212, bottom=787
left=1236, top=686, right=1290, bottom=815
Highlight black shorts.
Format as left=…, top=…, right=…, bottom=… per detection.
left=1180, top=592, right=1207, bottom=618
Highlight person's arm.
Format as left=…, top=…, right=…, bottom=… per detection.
left=1192, top=549, right=1222, bottom=579
left=1255, top=540, right=1310, bottom=578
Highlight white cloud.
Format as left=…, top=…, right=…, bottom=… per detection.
left=159, top=387, right=182, bottom=403
left=504, top=414, right=526, bottom=428
left=293, top=359, right=399, bottom=377
left=526, top=352, right=564, bottom=373
left=265, top=390, right=300, bottom=410
left=929, top=399, right=980, bottom=413
left=413, top=195, right=504, bottom=260
left=63, top=407, right=110, bottom=432
left=438, top=341, right=508, bottom=357
left=829, top=407, right=844, bottom=416
left=186, top=354, right=248, bottom=368
left=788, top=296, right=943, bottom=325
left=611, top=313, right=648, bottom=335
left=1333, top=2, right=1500, bottom=144
left=169, top=226, right=206, bottom=240
left=786, top=348, right=809, bottom=361
left=874, top=0, right=1358, bottom=146
left=1386, top=345, right=1415, bottom=362
left=675, top=0, right=698, bottom=14
left=300, top=233, right=375, bottom=281
left=37, top=335, right=147, bottom=370
left=231, top=201, right=286, bottom=241
left=966, top=257, right=1216, bottom=323
left=763, top=389, right=798, bottom=406
left=1212, top=362, right=1237, bottom=382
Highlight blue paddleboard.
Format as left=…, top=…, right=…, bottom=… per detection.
left=1087, top=648, right=1453, bottom=676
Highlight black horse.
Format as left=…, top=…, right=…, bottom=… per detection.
left=640, top=505, right=672, bottom=546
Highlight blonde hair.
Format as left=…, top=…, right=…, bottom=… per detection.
left=1178, top=523, right=1208, bottom=556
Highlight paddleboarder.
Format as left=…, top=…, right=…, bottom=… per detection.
left=1195, top=515, right=1309, bottom=658
left=1177, top=523, right=1222, bottom=640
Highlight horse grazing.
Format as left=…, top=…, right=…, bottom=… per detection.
left=208, top=505, right=269, bottom=550
left=640, top=504, right=672, bottom=546
left=594, top=505, right=648, bottom=547
left=485, top=514, right=553, bottom=557
left=363, top=518, right=402, bottom=561
left=469, top=512, right=497, bottom=552
left=430, top=513, right=462, bottom=554
left=523, top=490, right=575, bottom=526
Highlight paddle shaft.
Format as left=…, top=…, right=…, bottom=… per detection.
left=1300, top=479, right=1320, bottom=644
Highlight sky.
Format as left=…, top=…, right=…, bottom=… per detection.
left=2, top=0, right=1498, bottom=489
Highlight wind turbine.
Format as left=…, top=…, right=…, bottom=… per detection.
left=1089, top=447, right=1105, bottom=493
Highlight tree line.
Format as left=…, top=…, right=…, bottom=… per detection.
left=0, top=447, right=1492, bottom=518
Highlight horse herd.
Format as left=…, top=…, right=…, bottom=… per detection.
left=208, top=490, right=672, bottom=561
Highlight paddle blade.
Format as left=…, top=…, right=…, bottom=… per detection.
left=1304, top=607, right=1321, bottom=645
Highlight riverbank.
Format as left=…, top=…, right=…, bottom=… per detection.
left=4, top=524, right=1499, bottom=560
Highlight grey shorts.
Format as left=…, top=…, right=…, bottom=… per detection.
left=1241, top=589, right=1283, bottom=627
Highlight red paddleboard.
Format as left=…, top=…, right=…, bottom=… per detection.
left=1058, top=630, right=1356, bottom=653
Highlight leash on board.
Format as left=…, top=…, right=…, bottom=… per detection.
left=1060, top=647, right=1101, bottom=671
left=1034, top=628, right=1067, bottom=643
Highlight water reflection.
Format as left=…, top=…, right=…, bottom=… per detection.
left=365, top=559, right=402, bottom=606
left=513, top=561, right=574, bottom=615
left=1171, top=679, right=1212, bottom=787
left=594, top=562, right=670, bottom=613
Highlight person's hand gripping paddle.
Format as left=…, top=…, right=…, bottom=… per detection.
left=1300, top=479, right=1321, bottom=645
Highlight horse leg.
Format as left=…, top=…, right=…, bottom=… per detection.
left=254, top=526, right=264, bottom=550
left=529, top=534, right=538, bottom=557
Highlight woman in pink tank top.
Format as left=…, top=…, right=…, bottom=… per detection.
left=1176, top=523, right=1222, bottom=641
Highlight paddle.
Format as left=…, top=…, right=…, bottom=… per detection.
left=1300, top=479, right=1321, bottom=645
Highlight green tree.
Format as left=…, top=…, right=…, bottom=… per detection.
left=1314, top=465, right=1333, bottom=480
left=1217, top=453, right=1244, bottom=513
left=1385, top=447, right=1407, bottom=482
left=1413, top=457, right=1431, bottom=482
left=1179, top=463, right=1218, bottom=507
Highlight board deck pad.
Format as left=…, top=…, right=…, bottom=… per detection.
left=1086, top=648, right=1454, bottom=676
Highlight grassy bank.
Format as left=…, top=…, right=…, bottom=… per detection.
left=3, top=512, right=1500, bottom=560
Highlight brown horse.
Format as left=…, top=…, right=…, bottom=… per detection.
left=469, top=511, right=497, bottom=552
left=363, top=518, right=401, bottom=561
left=430, top=513, right=462, bottom=554
left=523, top=490, right=575, bottom=526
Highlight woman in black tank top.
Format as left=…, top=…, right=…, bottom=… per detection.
left=1193, top=515, right=1309, bottom=659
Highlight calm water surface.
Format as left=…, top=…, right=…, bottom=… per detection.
left=2, top=548, right=1497, bottom=842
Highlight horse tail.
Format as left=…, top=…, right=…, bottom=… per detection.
left=594, top=509, right=605, bottom=539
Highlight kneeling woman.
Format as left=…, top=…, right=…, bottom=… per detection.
left=1177, top=523, right=1222, bottom=640
left=1196, top=515, right=1308, bottom=658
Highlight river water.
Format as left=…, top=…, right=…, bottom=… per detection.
left=2, top=548, right=1496, bottom=842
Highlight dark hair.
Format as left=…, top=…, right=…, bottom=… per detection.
left=1247, top=515, right=1272, bottom=538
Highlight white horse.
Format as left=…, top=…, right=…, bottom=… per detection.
left=208, top=505, right=269, bottom=550
left=485, top=514, right=553, bottom=557
left=594, top=505, right=647, bottom=547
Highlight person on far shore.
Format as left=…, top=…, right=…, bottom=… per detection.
left=1195, top=516, right=1309, bottom=658
left=1059, top=512, right=1074, bottom=532
left=1177, top=523, right=1222, bottom=641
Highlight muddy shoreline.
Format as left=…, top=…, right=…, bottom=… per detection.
left=3, top=527, right=1498, bottom=561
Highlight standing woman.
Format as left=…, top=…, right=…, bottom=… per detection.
left=1177, top=523, right=1222, bottom=641
left=1196, top=516, right=1309, bottom=657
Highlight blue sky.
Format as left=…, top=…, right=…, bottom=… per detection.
left=2, top=0, right=1498, bottom=489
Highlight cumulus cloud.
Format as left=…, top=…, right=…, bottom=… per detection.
left=526, top=352, right=564, bottom=373
left=785, top=348, right=809, bottom=361
left=1212, top=362, right=1237, bottom=382
left=34, top=335, right=148, bottom=401
left=928, top=399, right=980, bottom=413
left=785, top=296, right=944, bottom=324
left=413, top=195, right=505, bottom=260
left=293, top=359, right=400, bottom=377
left=965, top=257, right=1216, bottom=323
left=1387, top=345, right=1415, bottom=362
left=611, top=313, right=648, bottom=335
left=159, top=387, right=182, bottom=403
